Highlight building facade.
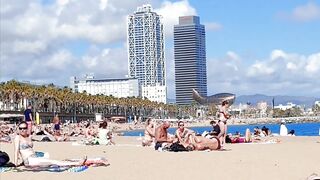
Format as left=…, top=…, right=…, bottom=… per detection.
left=127, top=4, right=167, bottom=103
left=70, top=75, right=139, bottom=98
left=174, top=16, right=207, bottom=105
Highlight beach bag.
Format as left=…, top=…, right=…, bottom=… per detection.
left=169, top=142, right=188, bottom=152
left=0, top=151, right=9, bottom=166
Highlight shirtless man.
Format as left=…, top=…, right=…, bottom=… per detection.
left=154, top=121, right=173, bottom=150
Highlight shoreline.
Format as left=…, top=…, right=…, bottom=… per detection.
left=112, top=119, right=320, bottom=134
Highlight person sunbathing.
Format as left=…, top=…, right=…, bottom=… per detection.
left=14, top=121, right=109, bottom=167
left=188, top=135, right=221, bottom=151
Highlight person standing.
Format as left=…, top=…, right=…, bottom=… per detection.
left=217, top=100, right=231, bottom=149
left=280, top=120, right=288, bottom=136
left=24, top=105, right=33, bottom=135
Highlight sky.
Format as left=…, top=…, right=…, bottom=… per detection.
left=0, top=0, right=320, bottom=100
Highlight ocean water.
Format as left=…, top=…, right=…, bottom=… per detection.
left=122, top=122, right=320, bottom=137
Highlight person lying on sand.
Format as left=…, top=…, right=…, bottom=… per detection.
left=186, top=136, right=221, bottom=151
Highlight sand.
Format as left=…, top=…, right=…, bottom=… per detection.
left=1, top=136, right=320, bottom=180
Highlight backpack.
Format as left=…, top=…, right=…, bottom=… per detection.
left=0, top=151, right=10, bottom=166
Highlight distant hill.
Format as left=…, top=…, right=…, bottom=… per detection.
left=235, top=94, right=320, bottom=108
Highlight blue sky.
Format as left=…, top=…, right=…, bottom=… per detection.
left=1, top=0, right=320, bottom=100
left=188, top=0, right=320, bottom=58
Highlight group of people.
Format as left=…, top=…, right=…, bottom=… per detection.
left=13, top=121, right=110, bottom=167
left=0, top=105, right=114, bottom=168
left=141, top=100, right=233, bottom=152
left=142, top=120, right=224, bottom=151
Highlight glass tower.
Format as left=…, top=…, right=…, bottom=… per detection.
left=127, top=5, right=166, bottom=103
left=174, top=16, right=207, bottom=105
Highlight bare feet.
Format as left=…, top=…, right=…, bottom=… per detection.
left=79, top=156, right=87, bottom=166
left=102, top=160, right=110, bottom=166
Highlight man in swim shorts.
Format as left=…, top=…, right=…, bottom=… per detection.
left=154, top=121, right=173, bottom=150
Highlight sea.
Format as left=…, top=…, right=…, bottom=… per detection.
left=122, top=122, right=320, bottom=137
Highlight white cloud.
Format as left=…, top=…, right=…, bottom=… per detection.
left=155, top=0, right=197, bottom=37
left=207, top=50, right=320, bottom=96
left=305, top=53, right=320, bottom=73
left=292, top=2, right=320, bottom=22
left=286, top=62, right=298, bottom=70
left=270, top=49, right=287, bottom=61
left=278, top=2, right=320, bottom=22
left=45, top=50, right=73, bottom=70
left=79, top=47, right=128, bottom=78
left=13, top=40, right=47, bottom=54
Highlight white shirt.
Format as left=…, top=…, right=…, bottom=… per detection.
left=280, top=124, right=288, bottom=136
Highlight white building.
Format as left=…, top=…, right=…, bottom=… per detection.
left=274, top=102, right=297, bottom=111
left=142, top=84, right=167, bottom=104
left=70, top=75, right=139, bottom=98
left=315, top=101, right=320, bottom=107
left=127, top=4, right=167, bottom=104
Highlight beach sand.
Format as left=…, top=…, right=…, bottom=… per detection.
left=1, top=136, right=320, bottom=180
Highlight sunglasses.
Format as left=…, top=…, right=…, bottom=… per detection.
left=19, top=127, right=28, bottom=130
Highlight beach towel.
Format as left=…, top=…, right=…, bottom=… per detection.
left=0, top=167, right=13, bottom=173
left=0, top=165, right=89, bottom=173
left=67, top=166, right=88, bottom=172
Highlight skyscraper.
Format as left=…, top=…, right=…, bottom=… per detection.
left=174, top=16, right=207, bottom=105
left=127, top=4, right=167, bottom=103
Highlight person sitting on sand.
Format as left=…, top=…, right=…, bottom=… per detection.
left=209, top=120, right=221, bottom=136
left=14, top=121, right=85, bottom=167
left=175, top=121, right=195, bottom=145
left=254, top=127, right=266, bottom=137
left=142, top=118, right=155, bottom=146
left=154, top=121, right=174, bottom=150
left=52, top=115, right=61, bottom=135
left=288, top=130, right=295, bottom=136
left=261, top=126, right=271, bottom=136
left=85, top=123, right=97, bottom=142
left=93, top=121, right=115, bottom=145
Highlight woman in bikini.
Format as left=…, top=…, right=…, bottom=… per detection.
left=14, top=121, right=109, bottom=167
left=217, top=100, right=231, bottom=149
left=142, top=118, right=155, bottom=146
left=175, top=121, right=195, bottom=146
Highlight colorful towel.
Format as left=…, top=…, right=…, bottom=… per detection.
left=35, top=165, right=88, bottom=172
left=67, top=166, right=88, bottom=172
left=0, top=166, right=88, bottom=173
left=0, top=167, right=13, bottom=173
